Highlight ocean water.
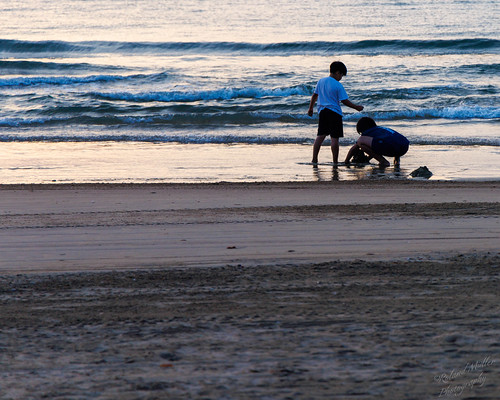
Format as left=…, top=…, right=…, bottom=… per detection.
left=0, top=0, right=499, bottom=183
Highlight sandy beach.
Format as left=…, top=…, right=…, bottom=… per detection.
left=1, top=180, right=499, bottom=398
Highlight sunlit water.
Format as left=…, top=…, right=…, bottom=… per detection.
left=0, top=0, right=498, bottom=182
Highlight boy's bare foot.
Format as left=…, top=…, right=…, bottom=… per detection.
left=379, top=160, right=390, bottom=168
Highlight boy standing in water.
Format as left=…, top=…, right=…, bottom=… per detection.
left=345, top=117, right=409, bottom=167
left=307, top=61, right=364, bottom=164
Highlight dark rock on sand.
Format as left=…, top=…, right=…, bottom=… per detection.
left=410, top=166, right=433, bottom=178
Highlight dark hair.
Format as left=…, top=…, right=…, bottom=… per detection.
left=330, top=61, right=347, bottom=76
left=356, top=117, right=377, bottom=133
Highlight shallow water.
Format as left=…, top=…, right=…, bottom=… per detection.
left=2, top=142, right=499, bottom=184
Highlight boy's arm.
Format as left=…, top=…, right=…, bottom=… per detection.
left=341, top=99, right=364, bottom=112
left=344, top=144, right=360, bottom=164
left=307, top=93, right=318, bottom=116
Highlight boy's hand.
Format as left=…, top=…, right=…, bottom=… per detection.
left=341, top=99, right=364, bottom=112
left=308, top=94, right=318, bottom=116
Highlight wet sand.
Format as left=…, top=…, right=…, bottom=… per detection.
left=0, top=180, right=499, bottom=398
left=2, top=142, right=500, bottom=184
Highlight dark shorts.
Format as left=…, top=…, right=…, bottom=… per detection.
left=371, top=138, right=409, bottom=157
left=317, top=108, right=343, bottom=138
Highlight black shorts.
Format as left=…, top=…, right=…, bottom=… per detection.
left=371, top=138, right=409, bottom=157
left=317, top=108, right=343, bottom=138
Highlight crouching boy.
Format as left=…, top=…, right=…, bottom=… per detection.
left=345, top=117, right=409, bottom=167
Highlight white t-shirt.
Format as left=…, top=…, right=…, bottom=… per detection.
left=314, top=76, right=348, bottom=116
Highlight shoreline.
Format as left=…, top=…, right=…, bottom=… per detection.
left=2, top=177, right=500, bottom=189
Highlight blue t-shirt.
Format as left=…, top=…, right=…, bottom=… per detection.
left=314, top=76, right=348, bottom=116
left=363, top=126, right=410, bottom=157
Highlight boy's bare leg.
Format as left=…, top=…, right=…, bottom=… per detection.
left=330, top=137, right=339, bottom=164
left=394, top=156, right=401, bottom=166
left=356, top=136, right=390, bottom=167
left=312, top=135, right=326, bottom=163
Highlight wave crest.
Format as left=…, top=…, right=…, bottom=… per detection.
left=1, top=38, right=498, bottom=56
